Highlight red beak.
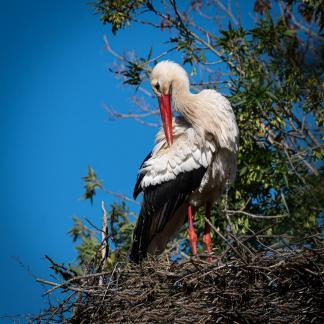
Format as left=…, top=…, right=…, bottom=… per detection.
left=158, top=94, right=173, bottom=146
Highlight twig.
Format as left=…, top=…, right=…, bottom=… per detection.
left=101, top=200, right=109, bottom=261
left=226, top=210, right=288, bottom=219
left=100, top=186, right=141, bottom=206
left=204, top=216, right=247, bottom=263
left=39, top=271, right=110, bottom=296
left=103, top=103, right=160, bottom=128
left=99, top=200, right=109, bottom=286
left=212, top=0, right=239, bottom=26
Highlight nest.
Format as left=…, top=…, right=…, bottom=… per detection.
left=35, top=246, right=324, bottom=323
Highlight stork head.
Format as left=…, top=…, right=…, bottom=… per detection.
left=150, top=61, right=189, bottom=146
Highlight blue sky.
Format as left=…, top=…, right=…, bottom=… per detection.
left=0, top=0, right=168, bottom=317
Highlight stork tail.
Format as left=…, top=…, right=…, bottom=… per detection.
left=130, top=208, right=151, bottom=264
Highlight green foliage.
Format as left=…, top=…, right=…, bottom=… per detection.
left=121, top=50, right=153, bottom=85
left=217, top=9, right=323, bottom=236
left=68, top=216, right=100, bottom=267
left=68, top=193, right=135, bottom=273
left=298, top=0, right=324, bottom=30
left=110, top=202, right=134, bottom=252
left=94, top=0, right=147, bottom=34
left=82, top=166, right=102, bottom=203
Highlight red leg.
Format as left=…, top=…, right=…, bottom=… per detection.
left=202, top=203, right=213, bottom=263
left=187, top=205, right=197, bottom=256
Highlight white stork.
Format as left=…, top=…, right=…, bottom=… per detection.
left=130, top=61, right=239, bottom=263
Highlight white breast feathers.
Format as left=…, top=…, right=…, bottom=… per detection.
left=140, top=117, right=216, bottom=188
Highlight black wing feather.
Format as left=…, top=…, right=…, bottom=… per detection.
left=130, top=167, right=206, bottom=263
left=133, top=151, right=152, bottom=199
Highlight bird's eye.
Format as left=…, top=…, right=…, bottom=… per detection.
left=155, top=82, right=160, bottom=92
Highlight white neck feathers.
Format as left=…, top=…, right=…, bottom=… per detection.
left=172, top=85, right=239, bottom=152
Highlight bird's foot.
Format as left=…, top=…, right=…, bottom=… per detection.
left=188, top=229, right=197, bottom=256
left=202, top=232, right=212, bottom=263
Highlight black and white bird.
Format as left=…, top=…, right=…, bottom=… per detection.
left=130, top=61, right=239, bottom=263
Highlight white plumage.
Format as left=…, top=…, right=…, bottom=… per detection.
left=130, top=61, right=239, bottom=263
